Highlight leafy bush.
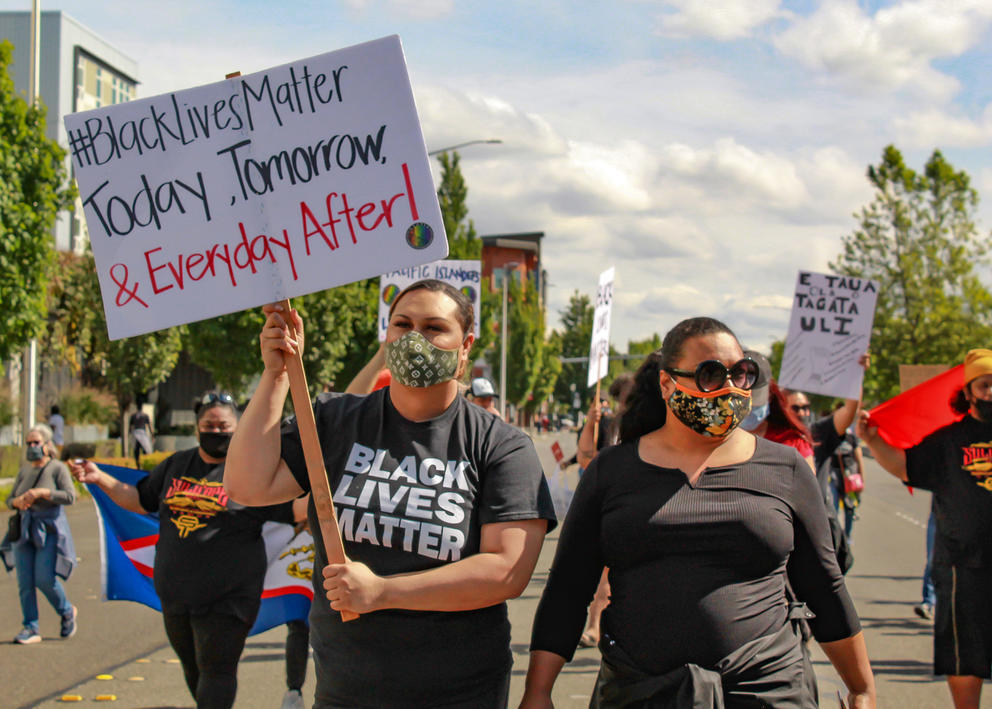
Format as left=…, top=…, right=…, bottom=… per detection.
left=59, top=386, right=117, bottom=426
left=91, top=451, right=174, bottom=472
left=0, top=383, right=13, bottom=427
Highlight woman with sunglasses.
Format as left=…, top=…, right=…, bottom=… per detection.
left=72, top=391, right=293, bottom=709
left=3, top=424, right=77, bottom=644
left=522, top=317, right=874, bottom=708
left=225, top=280, right=555, bottom=709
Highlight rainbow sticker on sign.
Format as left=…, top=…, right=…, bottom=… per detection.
left=461, top=286, right=476, bottom=303
left=382, top=283, right=401, bottom=305
left=406, top=223, right=434, bottom=250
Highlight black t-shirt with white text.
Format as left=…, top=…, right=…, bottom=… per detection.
left=906, top=416, right=992, bottom=567
left=281, top=389, right=556, bottom=707
left=136, top=448, right=292, bottom=617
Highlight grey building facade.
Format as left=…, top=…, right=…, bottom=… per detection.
left=0, top=10, right=138, bottom=252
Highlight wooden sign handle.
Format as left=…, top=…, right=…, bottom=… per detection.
left=279, top=298, right=358, bottom=622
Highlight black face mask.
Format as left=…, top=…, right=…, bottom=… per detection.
left=199, top=431, right=232, bottom=459
left=973, top=399, right=992, bottom=423
left=25, top=445, right=44, bottom=461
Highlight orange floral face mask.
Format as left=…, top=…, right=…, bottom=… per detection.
left=665, top=378, right=752, bottom=438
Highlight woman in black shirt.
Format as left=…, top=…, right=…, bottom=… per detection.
left=523, top=317, right=875, bottom=708
left=73, top=393, right=289, bottom=709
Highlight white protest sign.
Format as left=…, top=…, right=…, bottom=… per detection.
left=587, top=267, right=615, bottom=388
left=377, top=260, right=481, bottom=341
left=64, top=35, right=447, bottom=340
left=778, top=271, right=879, bottom=399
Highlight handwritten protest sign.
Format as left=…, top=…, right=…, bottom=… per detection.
left=587, top=267, right=615, bottom=388
left=779, top=270, right=878, bottom=399
left=64, top=35, right=447, bottom=340
left=377, top=260, right=481, bottom=341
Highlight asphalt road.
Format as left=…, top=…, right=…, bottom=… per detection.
left=1, top=431, right=987, bottom=707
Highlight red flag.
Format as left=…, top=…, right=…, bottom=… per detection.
left=867, top=364, right=966, bottom=449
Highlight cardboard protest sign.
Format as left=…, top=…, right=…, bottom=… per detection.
left=377, top=260, right=481, bottom=341
left=64, top=35, right=447, bottom=340
left=779, top=271, right=879, bottom=399
left=587, top=267, right=615, bottom=388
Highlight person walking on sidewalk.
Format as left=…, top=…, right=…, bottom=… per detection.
left=858, top=348, right=992, bottom=709
left=2, top=424, right=78, bottom=644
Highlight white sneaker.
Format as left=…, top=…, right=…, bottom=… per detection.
left=281, top=689, right=304, bottom=709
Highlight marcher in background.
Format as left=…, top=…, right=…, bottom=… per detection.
left=129, top=406, right=154, bottom=469
left=469, top=377, right=502, bottom=418
left=858, top=348, right=992, bottom=709
left=2, top=424, right=77, bottom=645
left=282, top=495, right=312, bottom=709
left=828, top=427, right=865, bottom=544
left=226, top=280, right=556, bottom=708
left=916, top=503, right=937, bottom=621
left=74, top=392, right=293, bottom=709
left=523, top=317, right=874, bottom=708
left=575, top=373, right=634, bottom=472
left=48, top=405, right=65, bottom=456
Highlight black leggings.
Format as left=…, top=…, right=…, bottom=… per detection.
left=162, top=608, right=254, bottom=709
left=285, top=620, right=310, bottom=691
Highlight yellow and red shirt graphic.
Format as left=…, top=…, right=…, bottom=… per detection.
left=961, top=442, right=992, bottom=491
left=164, top=476, right=229, bottom=538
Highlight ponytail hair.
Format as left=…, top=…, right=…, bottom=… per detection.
left=951, top=387, right=970, bottom=415
left=619, top=316, right=739, bottom=443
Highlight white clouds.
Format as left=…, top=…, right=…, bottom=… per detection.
left=774, top=0, right=992, bottom=100
left=654, top=0, right=784, bottom=40
left=657, top=138, right=809, bottom=209
left=342, top=0, right=454, bottom=20
left=894, top=105, right=992, bottom=148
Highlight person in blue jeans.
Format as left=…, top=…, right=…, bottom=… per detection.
left=917, top=501, right=937, bottom=620
left=2, top=424, right=77, bottom=644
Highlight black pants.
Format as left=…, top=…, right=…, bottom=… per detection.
left=162, top=608, right=254, bottom=709
left=286, top=620, right=310, bottom=691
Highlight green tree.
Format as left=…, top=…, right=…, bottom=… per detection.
left=436, top=151, right=480, bottom=260
left=831, top=146, right=992, bottom=403
left=0, top=40, right=76, bottom=361
left=41, top=250, right=182, bottom=434
left=435, top=150, right=497, bottom=361
left=490, top=278, right=551, bottom=408
left=185, top=311, right=265, bottom=395
left=552, top=292, right=595, bottom=412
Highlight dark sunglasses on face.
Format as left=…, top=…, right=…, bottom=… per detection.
left=791, top=404, right=812, bottom=414
left=664, top=357, right=760, bottom=393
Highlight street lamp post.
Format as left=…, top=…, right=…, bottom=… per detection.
left=427, top=139, right=502, bottom=156
left=499, top=262, right=519, bottom=420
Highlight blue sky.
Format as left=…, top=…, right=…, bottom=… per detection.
left=3, top=0, right=992, bottom=353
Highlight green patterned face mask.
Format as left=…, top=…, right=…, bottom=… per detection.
left=385, top=330, right=461, bottom=388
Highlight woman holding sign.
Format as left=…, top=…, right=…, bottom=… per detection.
left=522, top=317, right=874, bottom=708
left=225, top=279, right=556, bottom=708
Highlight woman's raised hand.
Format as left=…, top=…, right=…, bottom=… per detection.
left=259, top=303, right=304, bottom=375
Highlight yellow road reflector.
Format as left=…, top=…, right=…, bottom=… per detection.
left=127, top=676, right=144, bottom=682
left=59, top=695, right=83, bottom=702
left=95, top=695, right=117, bottom=701
left=136, top=658, right=151, bottom=664
left=165, top=658, right=180, bottom=664
left=96, top=674, right=113, bottom=680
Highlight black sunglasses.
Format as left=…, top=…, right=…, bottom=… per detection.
left=195, top=391, right=236, bottom=413
left=665, top=358, right=760, bottom=393
left=791, top=404, right=811, bottom=414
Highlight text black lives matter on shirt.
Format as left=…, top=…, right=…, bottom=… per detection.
left=332, top=442, right=474, bottom=562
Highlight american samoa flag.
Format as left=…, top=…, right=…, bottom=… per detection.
left=88, top=464, right=313, bottom=635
